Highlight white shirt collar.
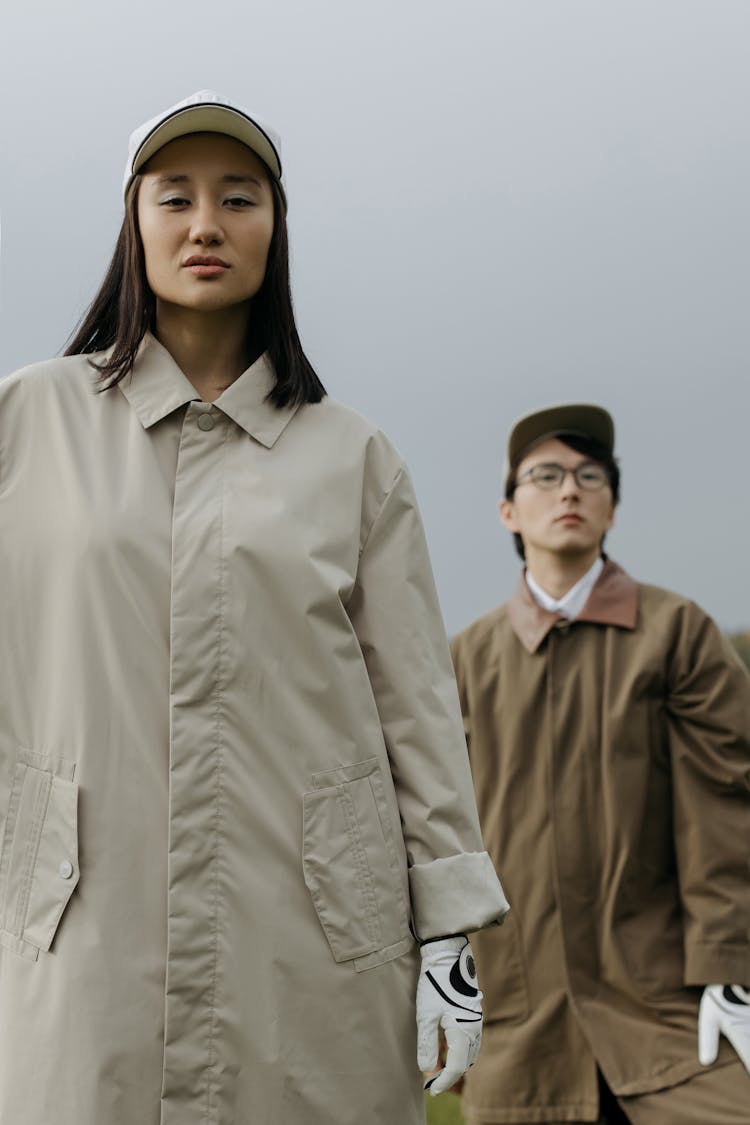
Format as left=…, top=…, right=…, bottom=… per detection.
left=525, top=556, right=605, bottom=620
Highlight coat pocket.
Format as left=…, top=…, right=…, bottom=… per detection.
left=471, top=909, right=529, bottom=1023
left=302, top=757, right=411, bottom=968
left=0, top=750, right=80, bottom=961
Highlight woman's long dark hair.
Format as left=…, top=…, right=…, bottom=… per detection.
left=65, top=174, right=326, bottom=408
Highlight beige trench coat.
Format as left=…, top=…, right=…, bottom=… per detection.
left=451, top=561, right=750, bottom=1124
left=0, top=334, right=508, bottom=1125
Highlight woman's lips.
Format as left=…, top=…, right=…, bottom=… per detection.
left=186, top=264, right=228, bottom=277
left=556, top=513, right=583, bottom=525
left=183, top=256, right=229, bottom=278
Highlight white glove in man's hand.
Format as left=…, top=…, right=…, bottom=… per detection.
left=698, top=985, right=750, bottom=1075
left=417, top=935, right=482, bottom=1096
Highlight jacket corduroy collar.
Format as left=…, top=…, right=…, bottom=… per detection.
left=507, top=558, right=639, bottom=654
left=117, top=332, right=300, bottom=448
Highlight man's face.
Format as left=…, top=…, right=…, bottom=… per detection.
left=500, top=438, right=616, bottom=565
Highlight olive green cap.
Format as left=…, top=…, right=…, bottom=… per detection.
left=506, top=403, right=615, bottom=478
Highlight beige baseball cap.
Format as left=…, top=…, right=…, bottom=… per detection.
left=123, top=89, right=285, bottom=206
left=505, top=403, right=615, bottom=479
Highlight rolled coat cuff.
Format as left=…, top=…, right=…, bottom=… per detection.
left=684, top=941, right=750, bottom=985
left=409, top=851, right=509, bottom=940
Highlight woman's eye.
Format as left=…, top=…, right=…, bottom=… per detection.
left=224, top=196, right=254, bottom=207
left=159, top=197, right=190, bottom=208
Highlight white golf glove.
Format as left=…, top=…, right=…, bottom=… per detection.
left=417, top=934, right=482, bottom=1096
left=698, top=985, right=750, bottom=1075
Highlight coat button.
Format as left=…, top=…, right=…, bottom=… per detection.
left=59, top=860, right=74, bottom=879
left=197, top=413, right=216, bottom=431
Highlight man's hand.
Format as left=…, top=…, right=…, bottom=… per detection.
left=698, top=985, right=750, bottom=1075
left=416, top=935, right=482, bottom=1096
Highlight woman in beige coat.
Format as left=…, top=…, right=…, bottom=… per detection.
left=0, top=92, right=508, bottom=1125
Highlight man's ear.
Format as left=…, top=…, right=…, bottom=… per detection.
left=606, top=499, right=617, bottom=533
left=499, top=498, right=519, bottom=533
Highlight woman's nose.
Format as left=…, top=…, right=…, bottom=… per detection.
left=189, top=204, right=224, bottom=245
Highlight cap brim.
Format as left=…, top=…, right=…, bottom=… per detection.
left=131, top=103, right=282, bottom=182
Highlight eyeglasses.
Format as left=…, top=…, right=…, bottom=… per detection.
left=516, top=462, right=610, bottom=491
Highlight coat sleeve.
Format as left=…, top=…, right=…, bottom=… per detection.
left=347, top=465, right=508, bottom=940
left=666, top=604, right=750, bottom=985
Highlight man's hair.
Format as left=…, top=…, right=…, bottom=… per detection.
left=65, top=175, right=326, bottom=408
left=504, top=432, right=621, bottom=561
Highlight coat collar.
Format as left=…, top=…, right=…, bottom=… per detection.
left=507, top=559, right=639, bottom=654
left=117, top=333, right=300, bottom=448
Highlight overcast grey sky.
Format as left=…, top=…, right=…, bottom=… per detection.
left=2, top=0, right=748, bottom=633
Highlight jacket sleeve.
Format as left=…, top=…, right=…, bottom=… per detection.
left=450, top=633, right=473, bottom=762
left=347, top=465, right=508, bottom=940
left=666, top=604, right=750, bottom=985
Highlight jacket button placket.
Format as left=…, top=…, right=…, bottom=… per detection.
left=546, top=630, right=601, bottom=1008
left=161, top=402, right=228, bottom=1124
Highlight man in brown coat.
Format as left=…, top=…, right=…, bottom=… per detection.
left=451, top=404, right=750, bottom=1124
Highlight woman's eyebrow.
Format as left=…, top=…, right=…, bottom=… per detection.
left=221, top=174, right=263, bottom=187
left=153, top=173, right=263, bottom=187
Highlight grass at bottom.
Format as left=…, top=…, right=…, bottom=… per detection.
left=425, top=1091, right=465, bottom=1125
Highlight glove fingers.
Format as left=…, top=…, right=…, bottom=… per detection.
left=444, top=1026, right=473, bottom=1070
left=467, top=1027, right=482, bottom=1068
left=416, top=1012, right=441, bottom=1073
left=698, top=995, right=720, bottom=1066
left=726, top=1027, right=750, bottom=1075
left=425, top=1026, right=476, bottom=1096
left=426, top=1063, right=465, bottom=1097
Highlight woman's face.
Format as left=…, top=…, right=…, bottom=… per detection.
left=137, top=133, right=275, bottom=314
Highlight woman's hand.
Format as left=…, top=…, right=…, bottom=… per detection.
left=417, top=935, right=482, bottom=1096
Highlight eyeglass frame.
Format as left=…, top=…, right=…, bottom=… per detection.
left=515, top=461, right=612, bottom=492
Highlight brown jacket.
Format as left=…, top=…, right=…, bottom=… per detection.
left=0, top=337, right=508, bottom=1125
left=451, top=561, right=750, bottom=1123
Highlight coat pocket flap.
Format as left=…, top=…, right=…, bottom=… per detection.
left=302, top=785, right=382, bottom=961
left=17, top=747, right=76, bottom=782
left=303, top=759, right=412, bottom=968
left=310, top=757, right=379, bottom=789
left=0, top=759, right=80, bottom=958
left=23, top=776, right=80, bottom=952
